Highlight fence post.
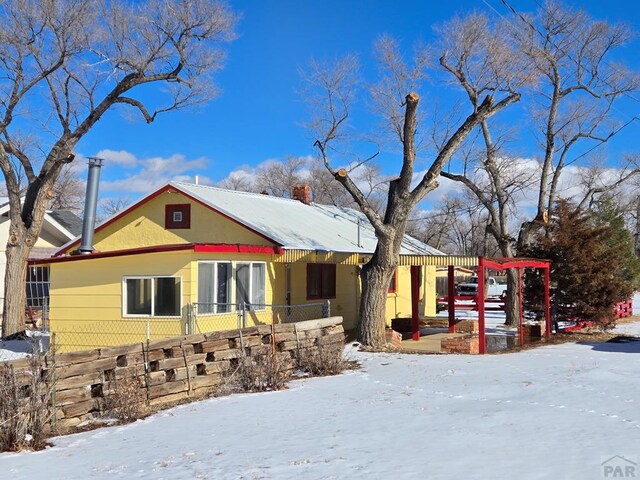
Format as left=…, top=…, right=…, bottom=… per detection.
left=42, top=296, right=49, bottom=332
left=50, top=332, right=57, bottom=431
left=242, top=301, right=247, bottom=329
left=323, top=300, right=331, bottom=318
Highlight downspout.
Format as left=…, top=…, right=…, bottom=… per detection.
left=76, top=157, right=103, bottom=254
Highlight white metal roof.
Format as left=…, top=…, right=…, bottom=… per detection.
left=172, top=182, right=444, bottom=256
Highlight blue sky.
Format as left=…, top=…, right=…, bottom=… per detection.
left=73, top=0, right=640, bottom=202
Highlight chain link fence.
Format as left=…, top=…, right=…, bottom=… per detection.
left=189, top=301, right=330, bottom=334
left=0, top=301, right=331, bottom=356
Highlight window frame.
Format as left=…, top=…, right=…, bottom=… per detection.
left=197, top=261, right=233, bottom=314
left=306, top=263, right=336, bottom=300
left=165, top=204, right=191, bottom=229
left=122, top=275, right=182, bottom=318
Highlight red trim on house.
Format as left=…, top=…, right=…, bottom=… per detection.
left=193, top=244, right=282, bottom=254
left=31, top=243, right=283, bottom=265
left=55, top=184, right=281, bottom=256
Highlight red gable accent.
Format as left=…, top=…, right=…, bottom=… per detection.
left=55, top=184, right=281, bottom=256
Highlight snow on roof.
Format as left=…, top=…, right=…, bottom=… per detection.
left=172, top=181, right=443, bottom=256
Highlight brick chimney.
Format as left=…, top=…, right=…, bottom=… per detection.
left=292, top=184, right=311, bottom=205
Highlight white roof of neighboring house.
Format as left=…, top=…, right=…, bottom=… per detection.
left=0, top=200, right=80, bottom=243
left=172, top=182, right=443, bottom=256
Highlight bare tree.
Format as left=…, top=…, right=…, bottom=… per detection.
left=304, top=30, right=520, bottom=346
left=217, top=169, right=256, bottom=192
left=438, top=3, right=638, bottom=325
left=408, top=194, right=500, bottom=256
left=514, top=1, right=638, bottom=249
left=255, top=156, right=306, bottom=197
left=0, top=0, right=237, bottom=337
left=48, top=164, right=84, bottom=214
left=97, top=196, right=131, bottom=223
left=215, top=155, right=388, bottom=209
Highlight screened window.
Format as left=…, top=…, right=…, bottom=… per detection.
left=198, top=262, right=232, bottom=314
left=123, top=276, right=181, bottom=317
left=306, top=264, right=336, bottom=300
left=26, top=266, right=50, bottom=308
left=236, top=262, right=266, bottom=310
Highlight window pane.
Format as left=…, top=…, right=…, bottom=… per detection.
left=307, top=264, right=321, bottom=298
left=236, top=263, right=250, bottom=308
left=154, top=277, right=180, bottom=316
left=217, top=263, right=232, bottom=312
left=198, top=263, right=215, bottom=314
left=127, top=278, right=151, bottom=315
left=251, top=263, right=265, bottom=307
left=322, top=264, right=336, bottom=298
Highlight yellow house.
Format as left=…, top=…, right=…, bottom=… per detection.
left=33, top=182, right=446, bottom=351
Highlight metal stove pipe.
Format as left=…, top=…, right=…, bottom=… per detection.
left=77, top=157, right=103, bottom=254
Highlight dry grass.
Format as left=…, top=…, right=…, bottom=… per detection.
left=103, top=374, right=147, bottom=422
left=233, top=352, right=292, bottom=392
left=296, top=339, right=357, bottom=376
left=0, top=353, right=54, bottom=452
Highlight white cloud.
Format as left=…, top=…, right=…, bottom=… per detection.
left=100, top=153, right=209, bottom=194
left=94, top=149, right=139, bottom=168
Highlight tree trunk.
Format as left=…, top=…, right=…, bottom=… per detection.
left=504, top=269, right=519, bottom=327
left=2, top=237, right=31, bottom=338
left=357, top=238, right=398, bottom=348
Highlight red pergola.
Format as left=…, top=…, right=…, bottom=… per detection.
left=410, top=256, right=552, bottom=354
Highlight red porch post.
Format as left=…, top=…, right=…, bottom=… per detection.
left=448, top=265, right=456, bottom=333
left=477, top=257, right=486, bottom=354
left=544, top=265, right=551, bottom=339
left=518, top=267, right=524, bottom=346
left=411, top=265, right=421, bottom=341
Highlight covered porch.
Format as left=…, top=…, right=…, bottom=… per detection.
left=399, top=255, right=552, bottom=354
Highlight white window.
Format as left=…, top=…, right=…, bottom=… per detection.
left=198, top=262, right=232, bottom=314
left=123, top=276, right=181, bottom=317
left=173, top=211, right=183, bottom=223
left=236, top=262, right=266, bottom=310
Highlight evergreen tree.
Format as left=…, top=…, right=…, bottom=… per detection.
left=525, top=200, right=640, bottom=326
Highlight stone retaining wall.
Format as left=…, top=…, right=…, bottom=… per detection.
left=3, top=317, right=344, bottom=432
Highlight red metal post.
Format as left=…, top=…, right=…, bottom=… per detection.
left=477, top=257, right=486, bottom=354
left=544, top=266, right=551, bottom=339
left=411, top=265, right=421, bottom=341
left=448, top=265, right=456, bottom=333
left=518, top=267, right=524, bottom=346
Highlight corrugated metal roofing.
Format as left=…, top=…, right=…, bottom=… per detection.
left=172, top=182, right=444, bottom=257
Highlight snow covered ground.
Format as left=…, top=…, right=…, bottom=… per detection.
left=0, top=330, right=49, bottom=361
left=2, top=323, right=640, bottom=479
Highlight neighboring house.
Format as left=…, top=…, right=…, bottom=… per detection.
left=33, top=182, right=447, bottom=348
left=0, top=199, right=82, bottom=311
